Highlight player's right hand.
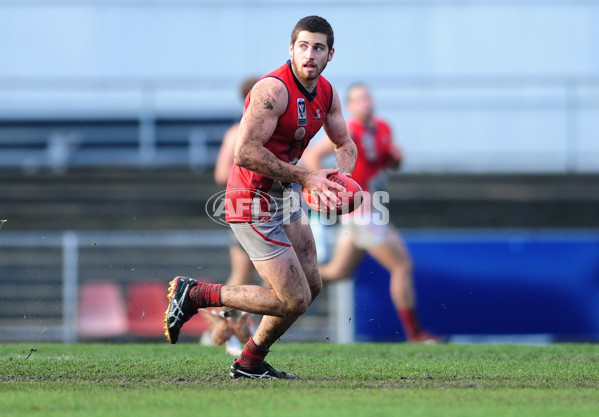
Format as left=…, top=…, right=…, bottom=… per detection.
left=302, top=168, right=345, bottom=211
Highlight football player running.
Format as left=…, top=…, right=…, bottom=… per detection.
left=165, top=16, right=357, bottom=379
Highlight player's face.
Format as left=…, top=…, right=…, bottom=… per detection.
left=289, top=31, right=334, bottom=86
left=347, top=86, right=374, bottom=122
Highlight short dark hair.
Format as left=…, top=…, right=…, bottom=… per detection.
left=346, top=82, right=369, bottom=103
left=291, top=16, right=334, bottom=51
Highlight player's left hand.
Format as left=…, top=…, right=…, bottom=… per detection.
left=302, top=168, right=345, bottom=212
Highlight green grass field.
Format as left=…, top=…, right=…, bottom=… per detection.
left=1, top=342, right=597, bottom=417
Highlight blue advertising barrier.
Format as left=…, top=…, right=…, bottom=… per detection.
left=353, top=230, right=599, bottom=342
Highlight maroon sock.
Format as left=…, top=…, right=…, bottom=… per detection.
left=235, top=336, right=269, bottom=371
left=398, top=308, right=421, bottom=340
left=189, top=282, right=222, bottom=310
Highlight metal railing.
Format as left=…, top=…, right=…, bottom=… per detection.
left=0, top=229, right=353, bottom=344
left=0, top=116, right=235, bottom=173
left=1, top=74, right=597, bottom=174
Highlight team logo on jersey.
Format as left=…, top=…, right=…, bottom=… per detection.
left=297, top=98, right=307, bottom=126
left=294, top=127, right=306, bottom=141
left=315, top=109, right=322, bottom=119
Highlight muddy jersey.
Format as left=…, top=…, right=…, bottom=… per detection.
left=347, top=117, right=394, bottom=193
left=226, top=61, right=334, bottom=223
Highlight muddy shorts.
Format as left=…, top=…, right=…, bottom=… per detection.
left=229, top=206, right=303, bottom=261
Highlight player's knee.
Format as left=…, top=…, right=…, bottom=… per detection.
left=282, top=292, right=311, bottom=317
left=294, top=294, right=311, bottom=315
left=310, top=278, right=322, bottom=301
left=402, top=257, right=413, bottom=276
left=392, top=254, right=413, bottom=278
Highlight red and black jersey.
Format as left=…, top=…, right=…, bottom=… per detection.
left=347, top=117, right=394, bottom=192
left=226, top=61, right=333, bottom=223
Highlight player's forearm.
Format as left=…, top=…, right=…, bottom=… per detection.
left=214, top=157, right=232, bottom=184
left=235, top=143, right=308, bottom=185
left=334, top=140, right=358, bottom=174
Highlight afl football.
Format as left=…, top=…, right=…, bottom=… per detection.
left=302, top=173, right=363, bottom=215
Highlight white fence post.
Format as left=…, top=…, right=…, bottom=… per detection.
left=330, top=280, right=355, bottom=344
left=62, top=231, right=79, bottom=343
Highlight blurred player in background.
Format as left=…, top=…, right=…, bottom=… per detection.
left=301, top=83, right=440, bottom=344
left=165, top=15, right=357, bottom=379
left=199, top=76, right=260, bottom=356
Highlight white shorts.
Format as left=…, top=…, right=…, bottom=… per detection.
left=229, top=207, right=303, bottom=261
left=342, top=219, right=395, bottom=250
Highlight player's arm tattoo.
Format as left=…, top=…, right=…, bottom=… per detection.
left=235, top=80, right=302, bottom=182
left=255, top=87, right=277, bottom=111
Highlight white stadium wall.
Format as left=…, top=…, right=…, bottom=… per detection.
left=0, top=0, right=598, bottom=173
